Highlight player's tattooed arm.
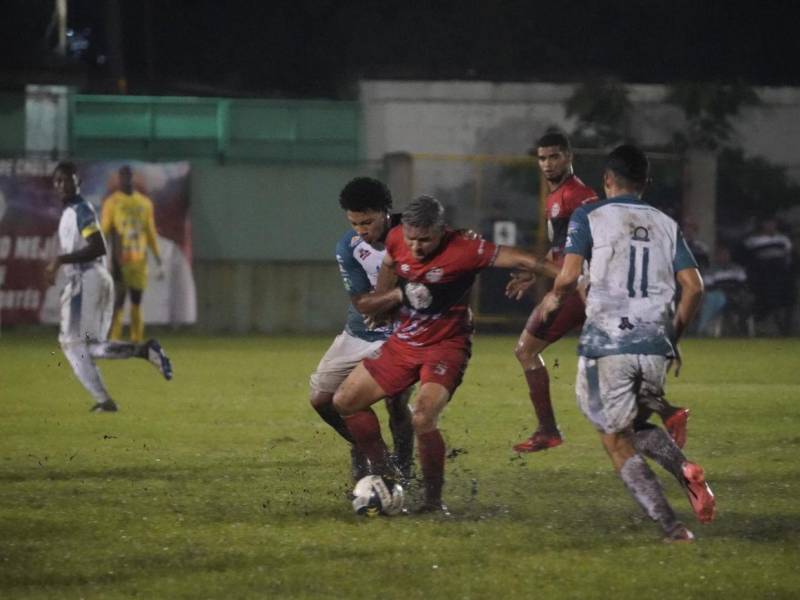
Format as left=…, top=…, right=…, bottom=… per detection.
left=493, top=246, right=560, bottom=279
left=355, top=254, right=402, bottom=319
left=44, top=231, right=106, bottom=285
left=374, top=253, right=398, bottom=294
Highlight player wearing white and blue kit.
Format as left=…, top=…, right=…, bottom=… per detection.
left=45, top=162, right=172, bottom=413
left=540, top=145, right=716, bottom=542
left=309, top=178, right=413, bottom=481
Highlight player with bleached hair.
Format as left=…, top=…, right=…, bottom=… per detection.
left=309, top=177, right=414, bottom=481
left=45, top=162, right=172, bottom=413
left=539, top=144, right=715, bottom=541
left=334, top=195, right=559, bottom=513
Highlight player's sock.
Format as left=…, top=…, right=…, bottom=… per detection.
left=640, top=394, right=684, bottom=424
left=524, top=366, right=558, bottom=433
left=417, top=429, right=446, bottom=506
left=61, top=342, right=113, bottom=404
left=110, top=310, right=124, bottom=341
left=88, top=341, right=140, bottom=360
left=344, top=409, right=390, bottom=474
left=633, top=424, right=686, bottom=482
left=314, top=402, right=355, bottom=444
left=619, top=454, right=678, bottom=533
left=130, top=304, right=144, bottom=343
left=387, top=397, right=414, bottom=477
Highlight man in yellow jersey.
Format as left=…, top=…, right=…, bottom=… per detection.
left=101, top=165, right=163, bottom=343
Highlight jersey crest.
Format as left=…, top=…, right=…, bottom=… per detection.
left=425, top=267, right=444, bottom=283
left=357, top=247, right=372, bottom=261
left=632, top=226, right=651, bottom=242
left=404, top=282, right=433, bottom=309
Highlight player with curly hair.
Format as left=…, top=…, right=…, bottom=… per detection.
left=309, top=177, right=414, bottom=482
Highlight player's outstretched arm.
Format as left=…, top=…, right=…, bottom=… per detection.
left=493, top=245, right=560, bottom=279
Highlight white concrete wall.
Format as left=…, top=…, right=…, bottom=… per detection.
left=361, top=81, right=574, bottom=159
left=360, top=80, right=800, bottom=181
left=25, top=85, right=70, bottom=158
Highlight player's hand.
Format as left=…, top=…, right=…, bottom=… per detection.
left=44, top=259, right=60, bottom=286
left=456, top=228, right=481, bottom=241
left=364, top=313, right=390, bottom=330
left=538, top=292, right=561, bottom=321
left=154, top=265, right=166, bottom=281
left=667, top=345, right=682, bottom=377
left=505, top=271, right=535, bottom=300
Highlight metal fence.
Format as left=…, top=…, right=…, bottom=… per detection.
left=404, top=150, right=685, bottom=327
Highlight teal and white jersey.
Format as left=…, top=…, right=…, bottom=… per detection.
left=565, top=194, right=697, bottom=358
left=58, top=195, right=107, bottom=276
left=335, top=230, right=392, bottom=342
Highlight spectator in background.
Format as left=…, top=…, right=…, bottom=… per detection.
left=696, top=244, right=753, bottom=336
left=743, top=217, right=795, bottom=335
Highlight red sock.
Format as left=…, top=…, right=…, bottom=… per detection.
left=524, top=367, right=557, bottom=433
left=344, top=409, right=389, bottom=472
left=417, top=429, right=445, bottom=504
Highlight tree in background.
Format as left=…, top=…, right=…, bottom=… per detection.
left=565, top=79, right=634, bottom=148
left=666, top=82, right=760, bottom=152
left=563, top=79, right=682, bottom=218
left=717, top=148, right=800, bottom=224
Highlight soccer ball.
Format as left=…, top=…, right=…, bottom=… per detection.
left=351, top=475, right=405, bottom=517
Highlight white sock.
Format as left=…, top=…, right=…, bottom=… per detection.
left=89, top=341, right=141, bottom=360
left=61, top=342, right=112, bottom=403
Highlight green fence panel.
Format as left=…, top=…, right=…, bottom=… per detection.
left=70, top=95, right=361, bottom=162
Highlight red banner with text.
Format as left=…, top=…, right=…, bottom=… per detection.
left=0, top=159, right=196, bottom=327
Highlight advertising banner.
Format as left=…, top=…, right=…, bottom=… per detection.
left=0, top=159, right=196, bottom=327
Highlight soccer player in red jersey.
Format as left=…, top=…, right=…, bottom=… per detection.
left=510, top=131, right=689, bottom=453
left=333, top=195, right=558, bottom=512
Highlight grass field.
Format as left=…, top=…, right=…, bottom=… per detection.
left=2, top=331, right=799, bottom=599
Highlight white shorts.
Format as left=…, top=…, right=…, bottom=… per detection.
left=576, top=354, right=668, bottom=434
left=309, top=331, right=386, bottom=395
left=58, top=267, right=114, bottom=345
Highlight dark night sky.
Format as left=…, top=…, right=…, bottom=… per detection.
left=3, top=0, right=798, bottom=98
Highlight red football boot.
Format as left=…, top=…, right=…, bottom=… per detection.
left=664, top=408, right=690, bottom=449
left=682, top=461, right=716, bottom=524
left=512, top=429, right=563, bottom=453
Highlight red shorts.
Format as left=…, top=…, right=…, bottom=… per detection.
left=525, top=290, right=586, bottom=343
left=363, top=335, right=472, bottom=397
